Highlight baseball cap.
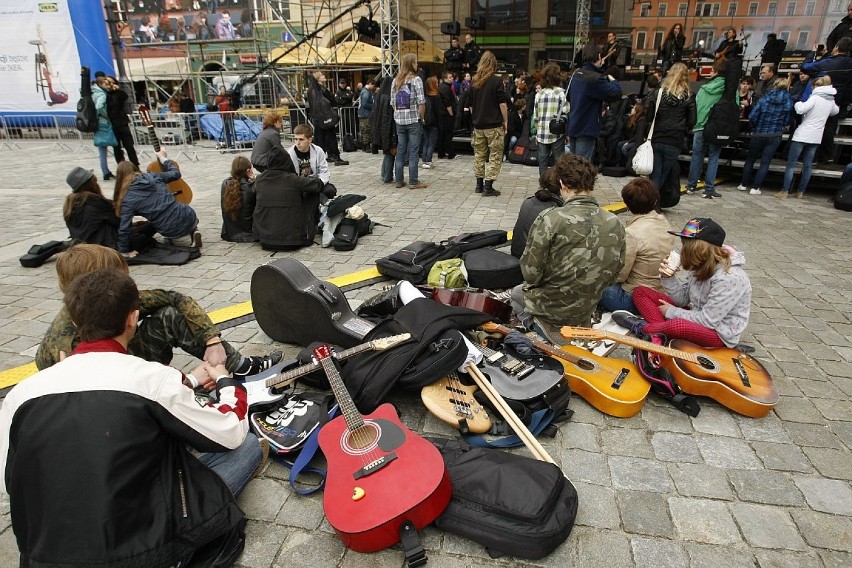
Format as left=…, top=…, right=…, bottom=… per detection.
left=667, top=217, right=726, bottom=246
left=66, top=167, right=95, bottom=192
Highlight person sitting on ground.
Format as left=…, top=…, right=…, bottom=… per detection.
left=251, top=110, right=285, bottom=172
left=287, top=123, right=338, bottom=201
left=613, top=217, right=751, bottom=349
left=598, top=178, right=673, bottom=313
left=113, top=149, right=201, bottom=253
left=510, top=166, right=564, bottom=258
left=618, top=100, right=646, bottom=168
left=4, top=267, right=260, bottom=567
left=221, top=156, right=257, bottom=243
left=35, top=243, right=281, bottom=377
left=505, top=98, right=525, bottom=159
left=64, top=167, right=155, bottom=252
left=511, top=154, right=625, bottom=345
left=253, top=145, right=326, bottom=250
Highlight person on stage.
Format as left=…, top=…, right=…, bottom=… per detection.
left=660, top=24, right=686, bottom=75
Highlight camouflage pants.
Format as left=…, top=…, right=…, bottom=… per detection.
left=359, top=117, right=372, bottom=149
left=472, top=127, right=504, bottom=181
left=129, top=306, right=242, bottom=372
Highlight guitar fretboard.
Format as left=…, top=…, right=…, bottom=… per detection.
left=318, top=353, right=364, bottom=431
left=485, top=323, right=585, bottom=365
left=264, top=341, right=375, bottom=390
left=582, top=331, right=700, bottom=363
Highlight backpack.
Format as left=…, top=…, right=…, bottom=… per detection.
left=331, top=214, right=373, bottom=251
left=835, top=181, right=852, bottom=212
left=394, top=82, right=412, bottom=110
left=427, top=258, right=468, bottom=288
left=309, top=86, right=339, bottom=130
left=376, top=240, right=462, bottom=283
left=703, top=98, right=740, bottom=146
left=341, top=133, right=357, bottom=152
left=631, top=332, right=701, bottom=416
left=427, top=437, right=578, bottom=560
left=75, top=66, right=98, bottom=134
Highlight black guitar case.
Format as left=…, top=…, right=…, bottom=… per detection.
left=250, top=258, right=376, bottom=348
left=507, top=119, right=538, bottom=167
left=19, top=240, right=71, bottom=268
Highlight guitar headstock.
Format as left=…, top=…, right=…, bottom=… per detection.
left=371, top=333, right=411, bottom=350
left=560, top=326, right=607, bottom=341
left=138, top=105, right=153, bottom=127
left=313, top=344, right=334, bottom=360
left=480, top=322, right=507, bottom=334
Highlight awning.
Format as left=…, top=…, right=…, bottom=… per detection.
left=269, top=42, right=328, bottom=66
left=400, top=40, right=446, bottom=65
left=124, top=57, right=190, bottom=80
left=324, top=41, right=383, bottom=66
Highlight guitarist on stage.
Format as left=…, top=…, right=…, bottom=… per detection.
left=603, top=32, right=622, bottom=76
left=715, top=28, right=745, bottom=61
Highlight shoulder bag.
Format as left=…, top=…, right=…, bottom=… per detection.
left=632, top=88, right=662, bottom=176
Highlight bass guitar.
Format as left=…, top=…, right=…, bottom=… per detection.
left=244, top=333, right=411, bottom=408
left=137, top=105, right=193, bottom=204
left=421, top=371, right=492, bottom=434
left=472, top=341, right=564, bottom=402
left=561, top=327, right=778, bottom=418
left=483, top=322, right=650, bottom=418
left=316, top=345, right=452, bottom=553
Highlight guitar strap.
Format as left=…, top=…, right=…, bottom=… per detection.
left=269, top=401, right=340, bottom=495
left=399, top=520, right=428, bottom=567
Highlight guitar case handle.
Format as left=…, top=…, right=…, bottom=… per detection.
left=399, top=520, right=427, bottom=567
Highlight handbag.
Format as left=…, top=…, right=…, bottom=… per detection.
left=632, top=88, right=662, bottom=176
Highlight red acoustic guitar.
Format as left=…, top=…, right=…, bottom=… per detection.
left=315, top=345, right=452, bottom=552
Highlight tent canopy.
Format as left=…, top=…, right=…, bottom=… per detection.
left=400, top=40, right=445, bottom=65
left=269, top=42, right=328, bottom=66
left=324, top=41, right=382, bottom=66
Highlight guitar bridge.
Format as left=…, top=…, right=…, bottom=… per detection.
left=611, top=369, right=629, bottom=390
left=353, top=452, right=398, bottom=480
left=733, top=359, right=751, bottom=387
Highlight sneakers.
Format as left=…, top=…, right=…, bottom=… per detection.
left=775, top=190, right=789, bottom=199
left=422, top=162, right=432, bottom=169
left=395, top=181, right=406, bottom=188
left=252, top=438, right=270, bottom=479
left=409, top=181, right=428, bottom=189
left=103, top=172, right=115, bottom=181
left=191, top=230, right=203, bottom=248
left=333, top=159, right=349, bottom=166
left=685, top=187, right=697, bottom=195
left=234, top=351, right=283, bottom=378
left=749, top=188, right=762, bottom=195
left=701, top=192, right=715, bottom=199
left=611, top=310, right=647, bottom=336
left=796, top=192, right=806, bottom=200
left=736, top=184, right=748, bottom=191
left=706, top=190, right=722, bottom=198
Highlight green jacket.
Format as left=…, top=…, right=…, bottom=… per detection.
left=694, top=76, right=739, bottom=131
left=35, top=289, right=220, bottom=370
left=520, top=195, right=626, bottom=327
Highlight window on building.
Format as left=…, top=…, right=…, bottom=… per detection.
left=658, top=3, right=667, bottom=16
left=768, top=2, right=776, bottom=15
left=692, top=30, right=716, bottom=51
left=472, top=0, right=530, bottom=28
left=786, top=2, right=796, bottom=15
left=654, top=31, right=664, bottom=50
left=797, top=30, right=809, bottom=48
left=833, top=0, right=843, bottom=11
left=641, top=2, right=651, bottom=16
left=678, top=3, right=688, bottom=16
left=779, top=30, right=791, bottom=43
left=271, top=1, right=291, bottom=18
left=695, top=2, right=716, bottom=16
left=727, top=2, right=737, bottom=16
left=712, top=3, right=720, bottom=15
left=636, top=31, right=647, bottom=50
left=805, top=1, right=815, bottom=14
left=748, top=2, right=758, bottom=15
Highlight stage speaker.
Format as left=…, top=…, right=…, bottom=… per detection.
left=465, top=16, right=485, bottom=29
left=441, top=21, right=461, bottom=36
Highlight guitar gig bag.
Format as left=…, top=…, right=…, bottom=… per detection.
left=250, top=258, right=376, bottom=348
left=462, top=248, right=523, bottom=289
left=632, top=332, right=701, bottom=417
left=427, top=437, right=578, bottom=560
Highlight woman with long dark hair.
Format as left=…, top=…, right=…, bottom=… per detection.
left=391, top=53, right=427, bottom=189
left=660, top=23, right=686, bottom=75
left=422, top=76, right=442, bottom=169
left=221, top=156, right=257, bottom=242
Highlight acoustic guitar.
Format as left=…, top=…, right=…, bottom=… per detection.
left=315, top=345, right=452, bottom=552
left=425, top=286, right=512, bottom=322
left=472, top=341, right=564, bottom=402
left=715, top=34, right=751, bottom=61
left=244, top=333, right=411, bottom=408
left=482, top=322, right=649, bottom=418
left=561, top=327, right=778, bottom=418
left=137, top=105, right=193, bottom=204
left=421, top=371, right=492, bottom=434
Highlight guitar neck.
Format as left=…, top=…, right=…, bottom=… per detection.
left=484, top=323, right=584, bottom=365
left=146, top=125, right=162, bottom=153
left=265, top=341, right=376, bottom=390
left=318, top=355, right=364, bottom=430
left=592, top=331, right=700, bottom=363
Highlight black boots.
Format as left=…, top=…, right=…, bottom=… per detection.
left=482, top=180, right=501, bottom=197
left=475, top=177, right=484, bottom=193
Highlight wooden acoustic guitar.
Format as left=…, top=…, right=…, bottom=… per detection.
left=137, top=105, right=193, bottom=204
left=315, top=345, right=452, bottom=552
left=421, top=371, right=492, bottom=434
left=424, top=286, right=513, bottom=322
left=561, top=327, right=778, bottom=418
left=482, top=322, right=650, bottom=418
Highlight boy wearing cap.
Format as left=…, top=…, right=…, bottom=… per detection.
left=612, top=217, right=751, bottom=348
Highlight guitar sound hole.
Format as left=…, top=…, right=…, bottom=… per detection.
left=575, top=359, right=596, bottom=372
left=697, top=356, right=718, bottom=371
left=344, top=423, right=380, bottom=453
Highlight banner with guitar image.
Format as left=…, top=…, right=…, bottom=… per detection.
left=0, top=0, right=111, bottom=113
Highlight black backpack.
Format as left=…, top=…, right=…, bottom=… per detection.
left=341, top=133, right=357, bottom=152
left=75, top=66, right=98, bottom=134
left=703, top=98, right=740, bottom=146
left=835, top=181, right=852, bottom=212
left=375, top=240, right=461, bottom=283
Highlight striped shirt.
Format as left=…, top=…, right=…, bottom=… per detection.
left=533, top=87, right=568, bottom=144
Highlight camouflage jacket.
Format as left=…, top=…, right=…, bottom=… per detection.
left=520, top=195, right=626, bottom=327
left=35, top=289, right=220, bottom=370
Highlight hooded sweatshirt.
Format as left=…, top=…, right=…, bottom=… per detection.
left=661, top=249, right=751, bottom=347
left=792, top=85, right=840, bottom=144
left=748, top=87, right=793, bottom=135
left=694, top=76, right=726, bottom=131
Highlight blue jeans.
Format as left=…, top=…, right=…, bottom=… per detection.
left=423, top=126, right=438, bottom=163
left=381, top=152, right=394, bottom=183
left=197, top=433, right=262, bottom=497
left=598, top=284, right=637, bottom=313
left=782, top=140, right=819, bottom=194
left=537, top=137, right=565, bottom=177
left=650, top=143, right=681, bottom=191
left=740, top=134, right=782, bottom=190
left=571, top=136, right=596, bottom=161
left=395, top=122, right=422, bottom=184
left=687, top=130, right=722, bottom=193
left=97, top=146, right=111, bottom=176
left=221, top=113, right=235, bottom=148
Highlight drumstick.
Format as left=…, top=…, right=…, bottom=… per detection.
left=464, top=362, right=556, bottom=464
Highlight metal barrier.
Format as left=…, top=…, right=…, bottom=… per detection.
left=338, top=106, right=359, bottom=140
left=0, top=114, right=91, bottom=151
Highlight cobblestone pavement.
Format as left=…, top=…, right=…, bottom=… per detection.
left=0, top=140, right=849, bottom=567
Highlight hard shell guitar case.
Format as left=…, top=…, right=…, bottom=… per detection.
left=251, top=258, right=376, bottom=348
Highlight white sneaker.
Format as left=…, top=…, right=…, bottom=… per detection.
left=422, top=162, right=432, bottom=169
left=749, top=188, right=762, bottom=195
left=737, top=184, right=748, bottom=191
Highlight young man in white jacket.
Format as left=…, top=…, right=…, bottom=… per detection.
left=778, top=76, right=839, bottom=199
left=287, top=123, right=337, bottom=199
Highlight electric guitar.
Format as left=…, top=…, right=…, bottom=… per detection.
left=244, top=333, right=411, bottom=408
left=315, top=345, right=452, bottom=552
left=421, top=371, right=492, bottom=433
left=715, top=34, right=751, bottom=61
left=472, top=341, right=564, bottom=402
left=561, top=327, right=778, bottom=418
left=483, top=322, right=650, bottom=418
left=138, top=105, right=193, bottom=204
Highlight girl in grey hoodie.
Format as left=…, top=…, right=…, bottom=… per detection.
left=615, top=218, right=751, bottom=348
